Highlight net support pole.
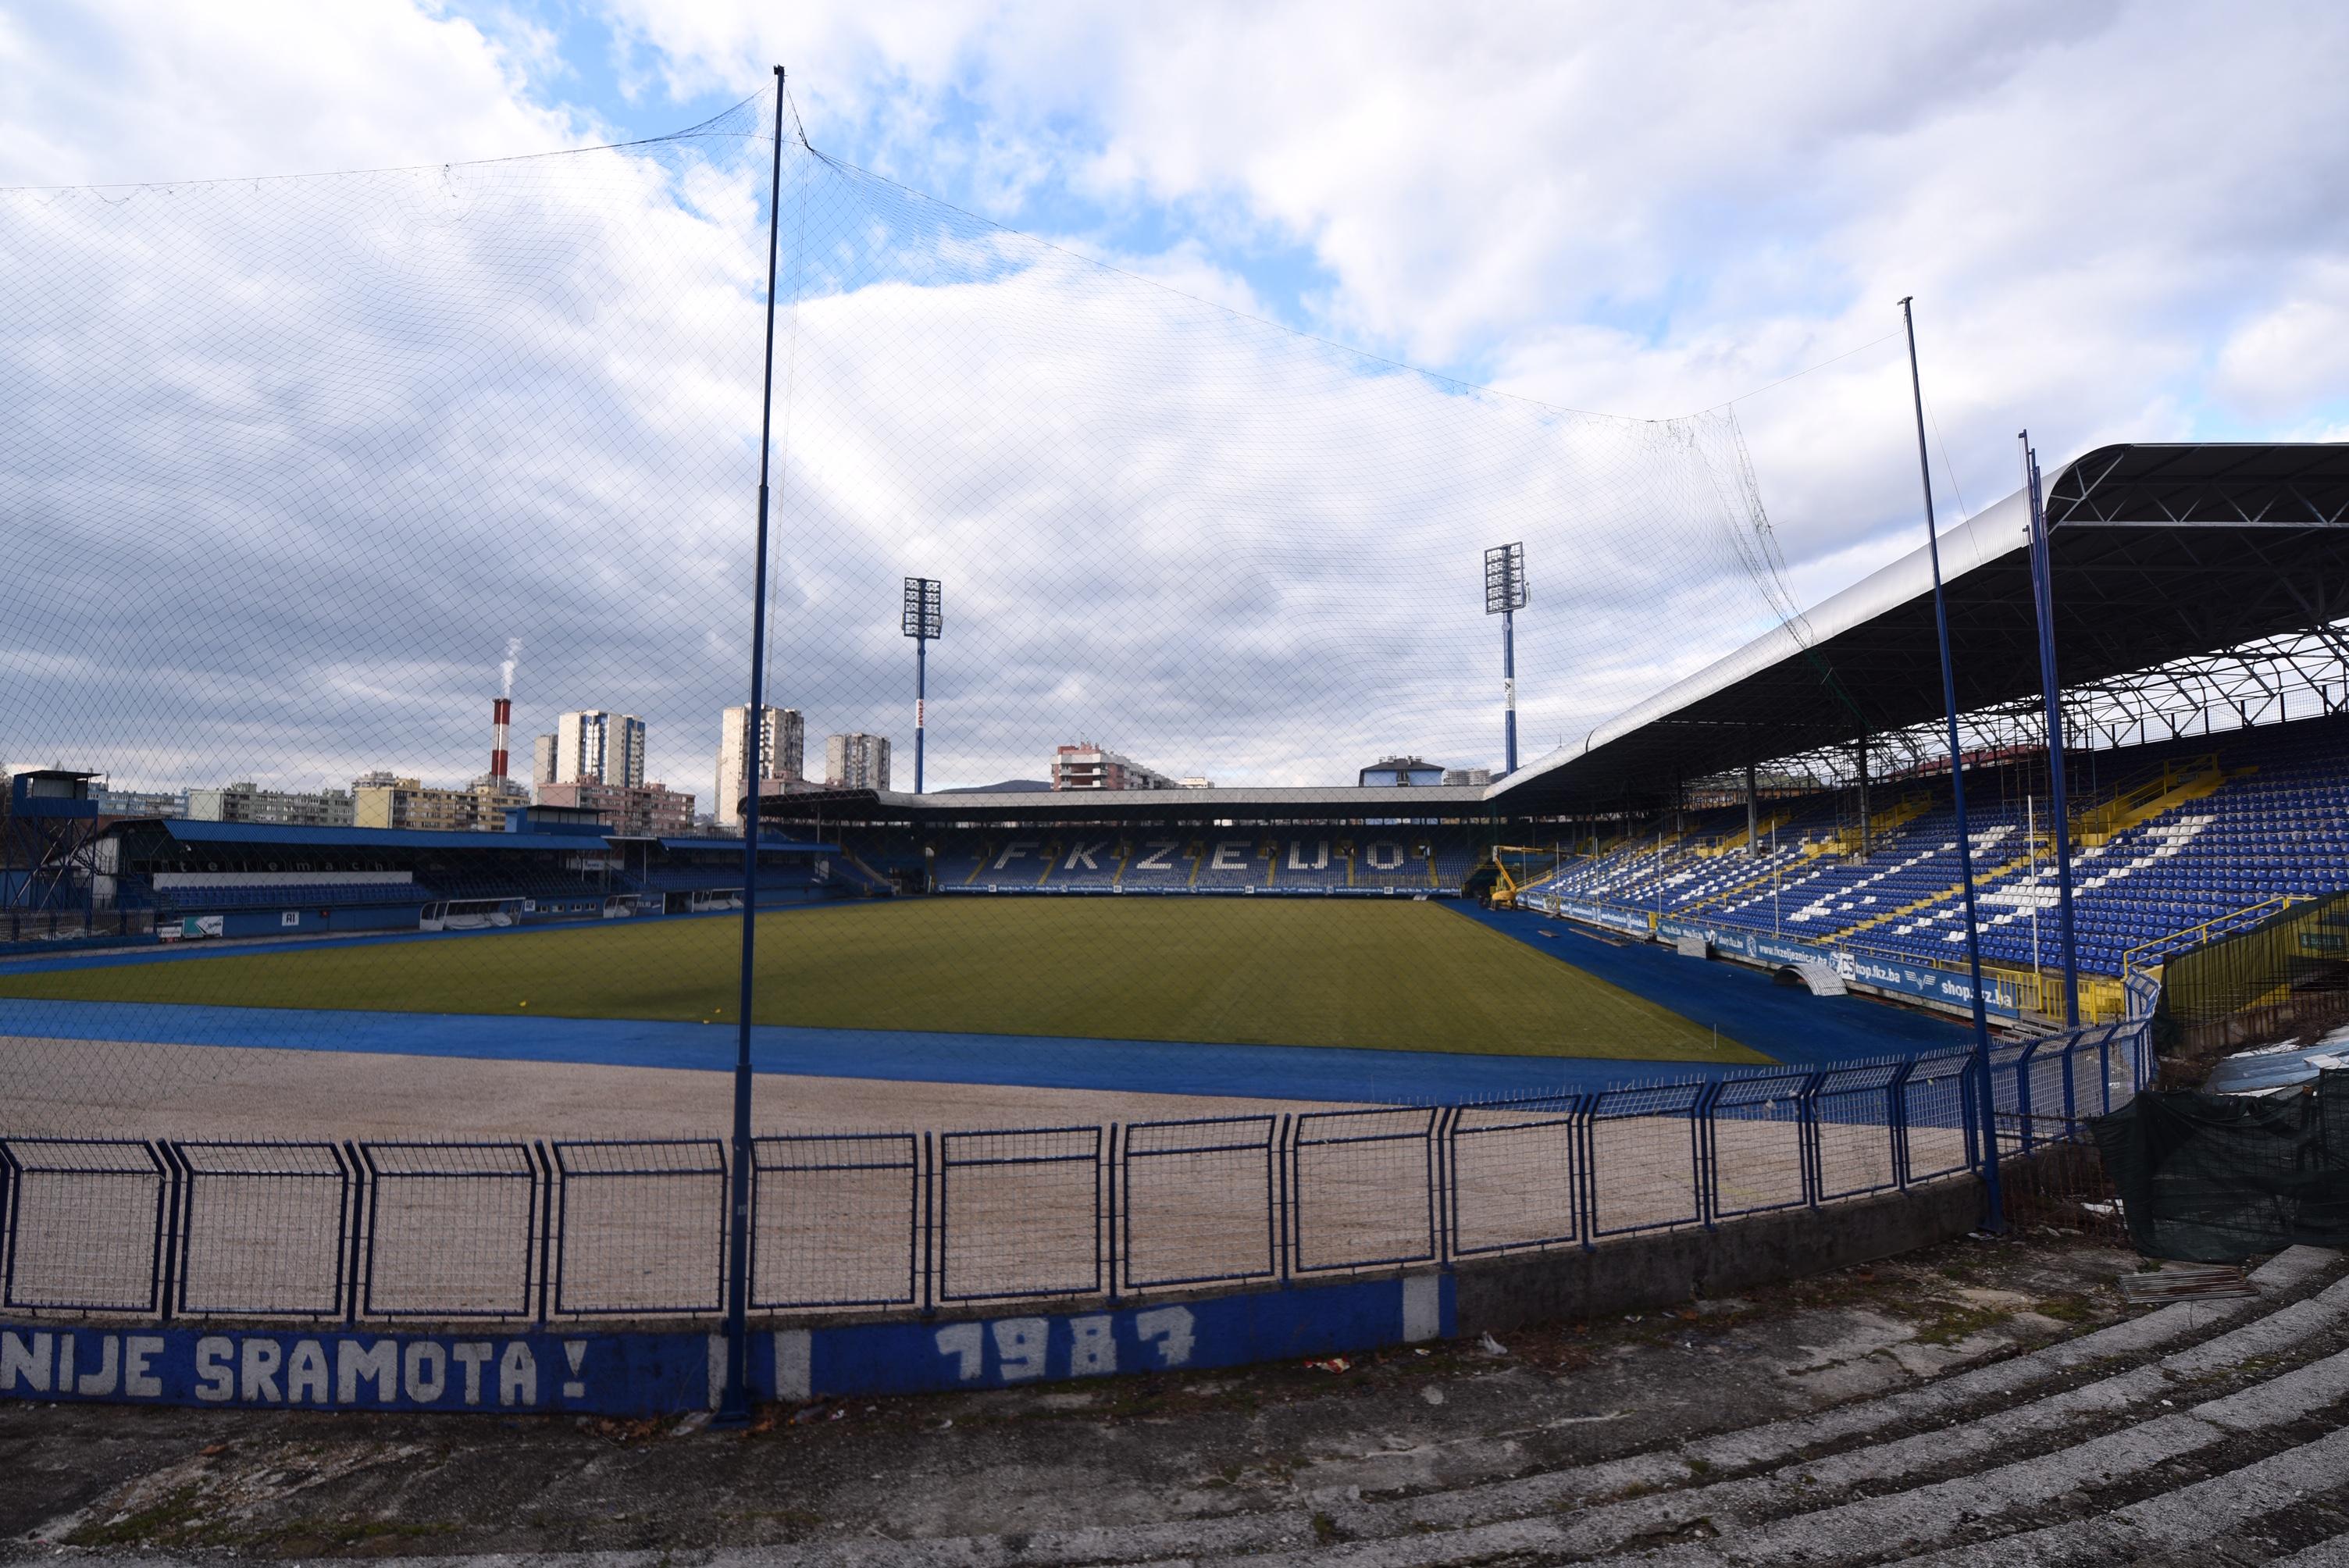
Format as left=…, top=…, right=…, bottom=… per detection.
left=913, top=636, right=927, bottom=794
left=1745, top=759, right=1759, bottom=858
left=718, top=66, right=790, bottom=1427
left=1502, top=607, right=1518, bottom=775
left=1856, top=734, right=1871, bottom=857
left=2023, top=433, right=2081, bottom=1027
left=1900, top=297, right=2003, bottom=1233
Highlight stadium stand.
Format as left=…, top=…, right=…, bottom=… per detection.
left=1548, top=713, right=2349, bottom=993
left=922, top=828, right=1486, bottom=896
left=62, top=816, right=857, bottom=939
left=140, top=881, right=425, bottom=914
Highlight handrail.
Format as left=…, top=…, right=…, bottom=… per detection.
left=2120, top=893, right=2299, bottom=977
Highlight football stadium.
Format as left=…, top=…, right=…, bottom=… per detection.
left=3, top=81, right=2349, bottom=1452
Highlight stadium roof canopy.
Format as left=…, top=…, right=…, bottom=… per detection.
left=143, top=819, right=606, bottom=853
left=757, top=782, right=1488, bottom=825
left=763, top=442, right=2347, bottom=828
left=1488, top=441, right=2349, bottom=814
left=655, top=835, right=833, bottom=853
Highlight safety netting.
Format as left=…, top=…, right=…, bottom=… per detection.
left=2091, top=1069, right=2349, bottom=1261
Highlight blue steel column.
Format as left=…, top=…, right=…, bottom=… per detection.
left=1900, top=298, right=2003, bottom=1232
left=914, top=636, right=928, bottom=794
left=2022, top=435, right=2081, bottom=1028
left=1502, top=608, right=1518, bottom=775
left=718, top=66, right=789, bottom=1424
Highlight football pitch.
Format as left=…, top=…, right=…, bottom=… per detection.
left=0, top=899, right=1765, bottom=1064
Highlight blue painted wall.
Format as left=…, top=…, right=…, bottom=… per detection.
left=0, top=1275, right=1449, bottom=1417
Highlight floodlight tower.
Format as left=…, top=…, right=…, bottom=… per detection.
left=902, top=576, right=942, bottom=793
left=1484, top=543, right=1528, bottom=775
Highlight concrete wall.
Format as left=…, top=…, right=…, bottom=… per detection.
left=0, top=1176, right=1989, bottom=1416
left=1453, top=1178, right=1984, bottom=1334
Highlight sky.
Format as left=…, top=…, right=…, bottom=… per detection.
left=2, top=1, right=2345, bottom=799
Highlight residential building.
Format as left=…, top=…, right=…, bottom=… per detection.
left=1360, top=756, right=1446, bottom=788
left=714, top=704, right=805, bottom=828
left=531, top=733, right=558, bottom=789
left=1442, top=768, right=1494, bottom=787
left=825, top=733, right=892, bottom=791
left=96, top=787, right=187, bottom=818
left=554, top=711, right=646, bottom=787
left=1178, top=776, right=1216, bottom=789
left=469, top=772, right=531, bottom=828
left=535, top=780, right=696, bottom=838
left=187, top=782, right=357, bottom=828
left=1052, top=742, right=1175, bottom=792
left=352, top=777, right=480, bottom=832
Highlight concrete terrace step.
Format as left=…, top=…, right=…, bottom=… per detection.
left=1907, top=1424, right=2349, bottom=1566
left=1242, top=1246, right=2345, bottom=1554
left=1160, top=1250, right=2349, bottom=1566
left=338, top=1249, right=2349, bottom=1568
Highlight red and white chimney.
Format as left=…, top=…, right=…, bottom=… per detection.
left=490, top=697, right=512, bottom=780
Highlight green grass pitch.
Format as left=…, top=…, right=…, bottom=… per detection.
left=0, top=900, right=1765, bottom=1064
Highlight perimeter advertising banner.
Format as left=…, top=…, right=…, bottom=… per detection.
left=1543, top=895, right=2020, bottom=1017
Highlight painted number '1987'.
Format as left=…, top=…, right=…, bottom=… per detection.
left=933, top=1306, right=1193, bottom=1383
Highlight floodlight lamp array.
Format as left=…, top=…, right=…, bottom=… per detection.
left=1483, top=542, right=1527, bottom=615
left=902, top=576, right=942, bottom=640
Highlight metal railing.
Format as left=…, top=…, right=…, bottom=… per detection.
left=0, top=1021, right=2147, bottom=1325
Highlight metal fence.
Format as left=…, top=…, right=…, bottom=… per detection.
left=0, top=1021, right=2145, bottom=1324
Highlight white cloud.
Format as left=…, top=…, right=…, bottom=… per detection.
left=597, top=0, right=2349, bottom=546
left=2215, top=263, right=2349, bottom=420
left=5, top=1, right=2346, bottom=800
left=0, top=0, right=591, bottom=187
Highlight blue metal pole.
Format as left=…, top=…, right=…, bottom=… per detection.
left=2022, top=435, right=2081, bottom=1028
left=1900, top=298, right=2003, bottom=1232
left=1502, top=608, right=1518, bottom=775
left=914, top=636, right=928, bottom=794
left=718, top=66, right=788, bottom=1425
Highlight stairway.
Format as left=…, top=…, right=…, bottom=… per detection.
left=1820, top=793, right=1935, bottom=859
left=2075, top=754, right=2230, bottom=847
left=806, top=1246, right=2349, bottom=1566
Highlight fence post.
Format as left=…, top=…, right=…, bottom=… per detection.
left=157, top=1141, right=189, bottom=1323
left=1575, top=1096, right=1600, bottom=1252
left=1887, top=1061, right=1916, bottom=1190
left=1432, top=1106, right=1457, bottom=1268
left=2012, top=1039, right=2041, bottom=1155
left=153, top=1141, right=182, bottom=1324
left=531, top=1140, right=554, bottom=1327
left=1959, top=1065, right=1981, bottom=1177
left=339, top=1140, right=362, bottom=1327
left=1104, top=1122, right=1120, bottom=1304
left=1795, top=1071, right=1825, bottom=1206
left=1694, top=1082, right=1725, bottom=1229
left=919, top=1131, right=936, bottom=1317
left=2056, top=1031, right=2076, bottom=1129
left=1275, top=1114, right=1293, bottom=1285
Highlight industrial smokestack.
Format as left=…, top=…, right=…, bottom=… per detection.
left=490, top=697, right=512, bottom=781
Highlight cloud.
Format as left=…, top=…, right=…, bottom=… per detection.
left=6, top=1, right=2347, bottom=805
left=2, top=104, right=1797, bottom=800
left=595, top=0, right=2349, bottom=566
left=0, top=0, right=590, bottom=187
left=2215, top=263, right=2349, bottom=420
